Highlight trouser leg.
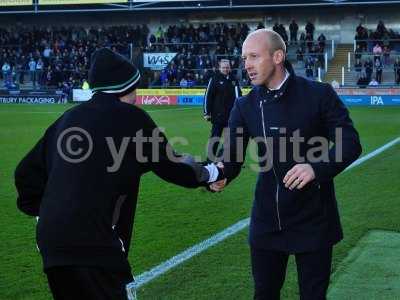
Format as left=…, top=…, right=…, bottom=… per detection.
left=250, top=247, right=289, bottom=300
left=295, top=247, right=333, bottom=300
left=45, top=266, right=134, bottom=300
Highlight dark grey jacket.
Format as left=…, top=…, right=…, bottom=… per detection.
left=222, top=62, right=362, bottom=252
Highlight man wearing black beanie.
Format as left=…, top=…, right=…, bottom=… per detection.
left=15, top=48, right=224, bottom=300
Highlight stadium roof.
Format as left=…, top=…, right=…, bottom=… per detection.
left=1, top=0, right=400, bottom=14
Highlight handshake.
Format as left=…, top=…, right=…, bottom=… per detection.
left=204, top=162, right=227, bottom=192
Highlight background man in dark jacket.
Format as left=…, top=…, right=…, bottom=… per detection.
left=15, top=48, right=223, bottom=300
left=203, top=59, right=241, bottom=161
left=289, top=20, right=299, bottom=44
left=210, top=29, right=362, bottom=299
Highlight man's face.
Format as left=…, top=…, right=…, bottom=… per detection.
left=242, top=35, right=276, bottom=86
left=219, top=61, right=231, bottom=76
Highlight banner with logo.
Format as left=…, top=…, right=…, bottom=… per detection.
left=73, top=89, right=93, bottom=102
left=39, top=0, right=126, bottom=4
left=136, top=95, right=177, bottom=105
left=177, top=95, right=204, bottom=106
left=0, top=94, right=63, bottom=104
left=335, top=88, right=400, bottom=96
left=339, top=95, right=400, bottom=106
left=143, top=53, right=177, bottom=70
left=0, top=0, right=32, bottom=6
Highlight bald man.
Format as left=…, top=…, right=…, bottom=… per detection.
left=210, top=29, right=361, bottom=299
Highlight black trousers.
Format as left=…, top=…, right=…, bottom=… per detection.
left=251, top=247, right=332, bottom=300
left=207, top=122, right=226, bottom=161
left=45, top=266, right=135, bottom=300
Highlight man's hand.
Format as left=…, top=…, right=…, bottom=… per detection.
left=283, top=164, right=315, bottom=190
left=204, top=115, right=211, bottom=121
left=209, top=179, right=227, bottom=192
left=209, top=162, right=227, bottom=192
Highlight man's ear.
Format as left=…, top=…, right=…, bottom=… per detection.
left=273, top=50, right=285, bottom=65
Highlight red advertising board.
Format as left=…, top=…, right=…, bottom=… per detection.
left=136, top=95, right=177, bottom=105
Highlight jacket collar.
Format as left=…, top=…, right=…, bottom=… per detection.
left=255, top=60, right=296, bottom=102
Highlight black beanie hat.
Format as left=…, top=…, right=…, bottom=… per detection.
left=89, top=48, right=140, bottom=97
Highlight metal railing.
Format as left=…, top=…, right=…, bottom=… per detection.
left=347, top=52, right=400, bottom=71
left=353, top=39, right=400, bottom=52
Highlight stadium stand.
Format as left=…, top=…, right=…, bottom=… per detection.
left=0, top=20, right=334, bottom=91
left=347, top=21, right=400, bottom=86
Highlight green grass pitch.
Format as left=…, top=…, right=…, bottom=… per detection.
left=0, top=104, right=399, bottom=299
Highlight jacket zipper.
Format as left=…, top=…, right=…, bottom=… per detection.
left=259, top=100, right=282, bottom=231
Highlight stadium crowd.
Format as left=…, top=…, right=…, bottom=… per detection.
left=354, top=21, right=400, bottom=86
left=1, top=20, right=400, bottom=90
left=1, top=20, right=326, bottom=90
left=147, top=20, right=327, bottom=86
left=0, top=25, right=149, bottom=91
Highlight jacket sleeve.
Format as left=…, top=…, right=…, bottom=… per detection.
left=309, top=85, right=362, bottom=182
left=141, top=112, right=210, bottom=188
left=15, top=136, right=48, bottom=216
left=203, top=77, right=215, bottom=116
left=219, top=98, right=250, bottom=184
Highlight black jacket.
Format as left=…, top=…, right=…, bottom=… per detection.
left=203, top=71, right=241, bottom=125
left=221, top=62, right=362, bottom=252
left=15, top=92, right=209, bottom=271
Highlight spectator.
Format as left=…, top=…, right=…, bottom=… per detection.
left=2, top=61, right=12, bottom=87
left=331, top=79, right=340, bottom=88
left=160, top=68, right=169, bottom=87
left=305, top=21, right=315, bottom=40
left=305, top=33, right=313, bottom=52
left=383, top=46, right=390, bottom=66
left=299, top=32, right=306, bottom=50
left=354, top=59, right=363, bottom=78
left=317, top=33, right=326, bottom=51
left=364, top=58, right=373, bottom=82
left=30, top=58, right=37, bottom=87
left=289, top=20, right=299, bottom=44
left=15, top=56, right=26, bottom=85
left=180, top=76, right=188, bottom=88
left=305, top=64, right=313, bottom=78
left=278, top=24, right=288, bottom=42
left=357, top=73, right=369, bottom=88
left=394, top=57, right=400, bottom=84
left=375, top=58, right=383, bottom=83
left=355, top=44, right=362, bottom=60
left=376, top=20, right=387, bottom=38
left=36, top=58, right=44, bottom=88
left=296, top=47, right=304, bottom=63
left=356, top=23, right=365, bottom=37
left=373, top=43, right=382, bottom=63
left=369, top=78, right=379, bottom=86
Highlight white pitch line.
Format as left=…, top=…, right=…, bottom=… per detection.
left=0, top=107, right=199, bottom=114
left=345, top=137, right=400, bottom=170
left=134, top=136, right=400, bottom=288
left=134, top=218, right=250, bottom=288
